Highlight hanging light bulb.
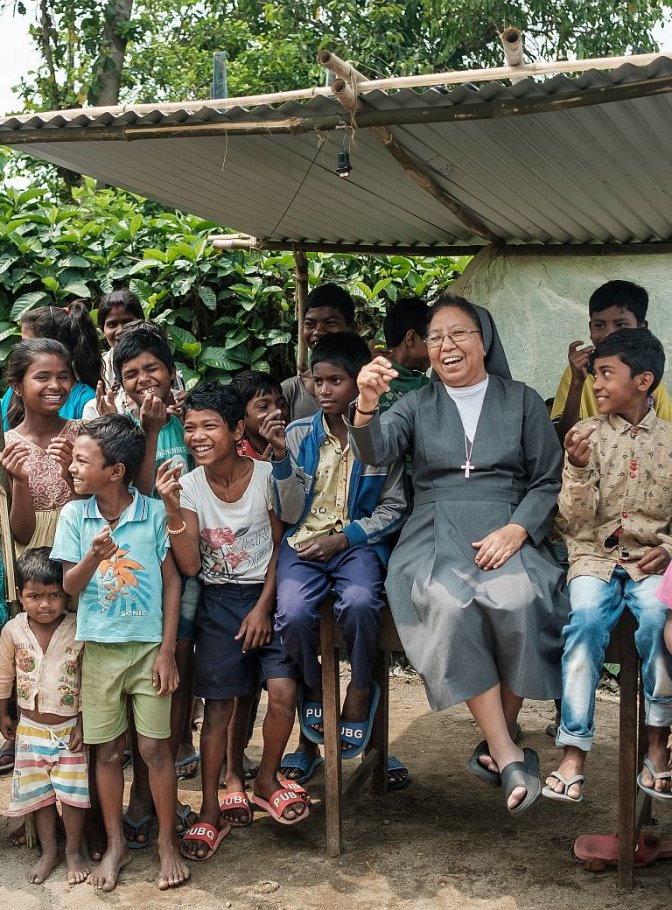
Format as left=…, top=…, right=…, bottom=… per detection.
left=336, top=149, right=352, bottom=178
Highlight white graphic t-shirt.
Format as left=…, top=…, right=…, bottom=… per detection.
left=179, top=460, right=273, bottom=585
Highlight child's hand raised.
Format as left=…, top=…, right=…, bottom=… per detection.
left=155, top=460, right=183, bottom=513
left=259, top=409, right=287, bottom=459
left=0, top=440, right=31, bottom=483
left=152, top=651, right=179, bottom=696
left=90, top=525, right=118, bottom=562
left=567, top=341, right=594, bottom=384
left=140, top=394, right=167, bottom=435
left=564, top=425, right=596, bottom=468
left=95, top=380, right=118, bottom=416
left=46, top=435, right=74, bottom=483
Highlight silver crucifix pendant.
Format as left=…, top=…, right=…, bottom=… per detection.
left=461, top=458, right=474, bottom=478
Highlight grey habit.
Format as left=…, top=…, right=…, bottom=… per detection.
left=348, top=374, right=568, bottom=712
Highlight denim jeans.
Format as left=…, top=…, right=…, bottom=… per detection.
left=557, top=566, right=672, bottom=751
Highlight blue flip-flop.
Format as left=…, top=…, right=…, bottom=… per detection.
left=280, top=752, right=324, bottom=785
left=387, top=755, right=411, bottom=790
left=340, top=680, right=381, bottom=760
left=298, top=687, right=324, bottom=745
left=175, top=750, right=201, bottom=780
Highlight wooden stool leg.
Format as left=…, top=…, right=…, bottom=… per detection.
left=320, top=604, right=342, bottom=857
left=617, top=612, right=639, bottom=890
left=370, top=649, right=390, bottom=794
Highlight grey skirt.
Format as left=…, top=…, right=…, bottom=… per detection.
left=385, top=498, right=568, bottom=711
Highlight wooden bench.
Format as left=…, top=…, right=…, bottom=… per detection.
left=319, top=602, right=652, bottom=889
left=319, top=599, right=402, bottom=857
left=598, top=610, right=652, bottom=889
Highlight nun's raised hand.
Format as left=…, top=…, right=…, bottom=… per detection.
left=356, top=356, right=398, bottom=412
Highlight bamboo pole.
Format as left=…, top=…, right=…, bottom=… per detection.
left=0, top=423, right=34, bottom=848
left=2, top=49, right=672, bottom=127
left=209, top=238, right=672, bottom=257
left=293, top=246, right=309, bottom=372
left=500, top=28, right=526, bottom=84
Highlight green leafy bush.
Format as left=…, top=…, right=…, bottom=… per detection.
left=0, top=154, right=465, bottom=386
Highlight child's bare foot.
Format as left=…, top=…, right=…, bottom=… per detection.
left=87, top=843, right=131, bottom=892
left=66, top=848, right=90, bottom=885
left=27, top=847, right=59, bottom=884
left=157, top=841, right=190, bottom=890
left=10, top=822, right=27, bottom=846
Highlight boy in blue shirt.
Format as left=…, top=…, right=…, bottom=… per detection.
left=262, top=333, right=407, bottom=757
left=113, top=325, right=200, bottom=829
left=51, top=414, right=188, bottom=893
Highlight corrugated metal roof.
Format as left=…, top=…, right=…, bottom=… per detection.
left=3, top=58, right=672, bottom=248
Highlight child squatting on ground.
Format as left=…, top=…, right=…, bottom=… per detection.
left=261, top=332, right=407, bottom=757
left=156, top=382, right=306, bottom=862
left=0, top=548, right=89, bottom=885
left=544, top=329, right=672, bottom=803
left=50, top=414, right=189, bottom=891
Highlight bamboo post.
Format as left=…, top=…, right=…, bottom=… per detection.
left=0, top=423, right=34, bottom=847
left=293, top=246, right=309, bottom=372
left=500, top=28, right=526, bottom=84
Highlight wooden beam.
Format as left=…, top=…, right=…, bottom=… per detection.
left=210, top=238, right=485, bottom=256
left=293, top=245, right=309, bottom=372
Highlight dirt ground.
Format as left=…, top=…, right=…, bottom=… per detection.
left=1, top=676, right=671, bottom=910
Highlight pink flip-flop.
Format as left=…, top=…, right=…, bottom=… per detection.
left=220, top=791, right=253, bottom=828
left=250, top=787, right=311, bottom=826
left=573, top=832, right=663, bottom=869
left=180, top=821, right=231, bottom=861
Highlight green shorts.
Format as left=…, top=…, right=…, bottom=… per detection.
left=81, top=641, right=171, bottom=744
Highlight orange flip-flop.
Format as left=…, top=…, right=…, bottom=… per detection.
left=180, top=822, right=231, bottom=861
left=219, top=791, right=253, bottom=828
left=250, top=787, right=310, bottom=826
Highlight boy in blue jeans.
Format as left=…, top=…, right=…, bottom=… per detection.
left=544, top=329, right=672, bottom=804
left=51, top=415, right=188, bottom=892
left=262, top=332, right=407, bottom=756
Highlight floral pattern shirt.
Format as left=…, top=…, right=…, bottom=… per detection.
left=558, top=409, right=672, bottom=582
left=0, top=612, right=82, bottom=715
left=5, top=421, right=80, bottom=511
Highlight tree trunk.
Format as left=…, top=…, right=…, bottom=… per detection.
left=89, top=0, right=135, bottom=107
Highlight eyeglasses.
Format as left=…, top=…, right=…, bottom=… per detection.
left=426, top=329, right=481, bottom=349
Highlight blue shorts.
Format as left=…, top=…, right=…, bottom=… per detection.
left=177, top=576, right=201, bottom=641
left=195, top=583, right=299, bottom=700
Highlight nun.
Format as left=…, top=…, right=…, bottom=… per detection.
left=347, top=294, right=568, bottom=815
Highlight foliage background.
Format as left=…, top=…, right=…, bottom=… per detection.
left=0, top=157, right=466, bottom=384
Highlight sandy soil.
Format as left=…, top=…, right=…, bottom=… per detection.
left=1, top=676, right=671, bottom=910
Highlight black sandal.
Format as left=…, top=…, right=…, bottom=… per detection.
left=500, top=747, right=541, bottom=816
